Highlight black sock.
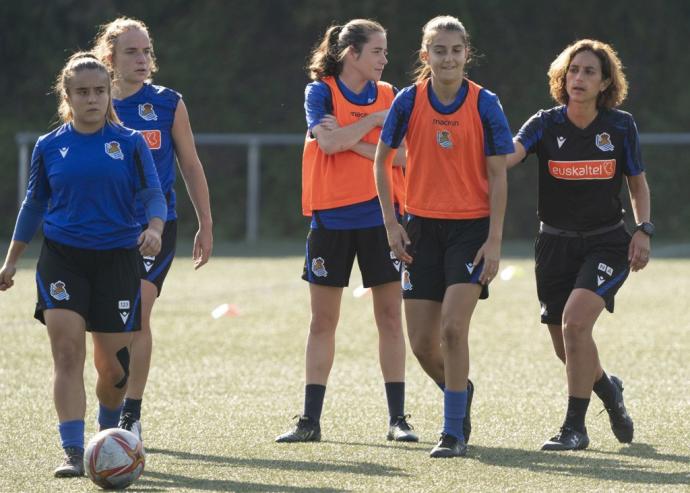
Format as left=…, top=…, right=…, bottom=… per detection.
left=384, top=382, right=405, bottom=425
left=592, top=372, right=616, bottom=408
left=304, top=384, right=326, bottom=423
left=563, top=396, right=590, bottom=433
left=122, top=398, right=142, bottom=421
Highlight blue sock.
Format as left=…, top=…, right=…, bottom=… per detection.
left=437, top=382, right=446, bottom=392
left=58, top=420, right=84, bottom=450
left=98, top=403, right=123, bottom=430
left=443, top=389, right=467, bottom=441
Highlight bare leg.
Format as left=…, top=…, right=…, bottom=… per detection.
left=305, top=284, right=343, bottom=385
left=124, top=280, right=157, bottom=399
left=405, top=299, right=443, bottom=384
left=45, top=309, right=87, bottom=422
left=371, top=281, right=404, bottom=382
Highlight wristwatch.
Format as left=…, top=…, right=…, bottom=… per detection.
left=635, top=222, right=655, bottom=237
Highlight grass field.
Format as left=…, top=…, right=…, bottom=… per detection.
left=1, top=248, right=689, bottom=492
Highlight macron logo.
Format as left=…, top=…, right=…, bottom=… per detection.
left=59, top=147, right=69, bottom=158
left=465, top=262, right=475, bottom=274
left=556, top=137, right=566, bottom=149
left=597, top=275, right=605, bottom=287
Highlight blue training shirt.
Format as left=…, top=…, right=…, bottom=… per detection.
left=305, top=78, right=395, bottom=230
left=19, top=122, right=163, bottom=250
left=113, top=83, right=181, bottom=224
left=381, top=79, right=514, bottom=156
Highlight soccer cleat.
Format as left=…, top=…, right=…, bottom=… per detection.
left=275, top=415, right=321, bottom=443
left=118, top=412, right=143, bottom=441
left=430, top=433, right=467, bottom=458
left=541, top=426, right=590, bottom=451
left=464, top=379, right=474, bottom=443
left=387, top=415, right=419, bottom=442
left=53, top=446, right=85, bottom=477
left=605, top=375, right=634, bottom=443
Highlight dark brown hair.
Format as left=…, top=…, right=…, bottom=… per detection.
left=548, top=39, right=628, bottom=109
left=307, top=19, right=385, bottom=80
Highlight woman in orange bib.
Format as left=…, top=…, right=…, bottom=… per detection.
left=276, top=19, right=415, bottom=444
left=375, top=16, right=513, bottom=457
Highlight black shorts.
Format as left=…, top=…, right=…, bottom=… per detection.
left=35, top=238, right=141, bottom=333
left=535, top=224, right=631, bottom=325
left=402, top=216, right=489, bottom=302
left=140, top=219, right=177, bottom=295
left=302, top=225, right=401, bottom=288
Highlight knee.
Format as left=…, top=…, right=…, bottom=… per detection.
left=411, top=343, right=437, bottom=365
left=562, top=317, right=590, bottom=343
left=53, top=342, right=84, bottom=374
left=95, top=347, right=130, bottom=388
left=440, top=319, right=467, bottom=348
left=377, top=307, right=402, bottom=337
left=309, top=312, right=338, bottom=337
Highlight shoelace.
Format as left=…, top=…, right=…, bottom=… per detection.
left=119, top=413, right=137, bottom=430
left=394, top=414, right=414, bottom=431
left=438, top=433, right=456, bottom=448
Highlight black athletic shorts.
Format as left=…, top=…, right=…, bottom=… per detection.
left=402, top=215, right=489, bottom=302
left=302, top=224, right=401, bottom=288
left=140, top=219, right=177, bottom=296
left=535, top=223, right=631, bottom=325
left=35, top=238, right=141, bottom=333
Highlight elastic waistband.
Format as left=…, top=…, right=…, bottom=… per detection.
left=539, top=220, right=624, bottom=238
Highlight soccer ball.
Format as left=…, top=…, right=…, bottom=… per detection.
left=84, top=428, right=145, bottom=489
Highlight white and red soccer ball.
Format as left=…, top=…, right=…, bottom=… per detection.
left=84, top=428, right=145, bottom=489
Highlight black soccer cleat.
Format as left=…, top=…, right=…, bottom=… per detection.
left=275, top=415, right=321, bottom=443
left=387, top=415, right=419, bottom=442
left=605, top=375, right=634, bottom=443
left=53, top=446, right=85, bottom=477
left=430, top=433, right=467, bottom=458
left=118, top=411, right=143, bottom=441
left=464, top=379, right=474, bottom=443
left=541, top=426, right=590, bottom=451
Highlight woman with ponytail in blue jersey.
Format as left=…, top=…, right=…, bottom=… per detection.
left=92, top=17, right=213, bottom=439
left=0, top=52, right=166, bottom=478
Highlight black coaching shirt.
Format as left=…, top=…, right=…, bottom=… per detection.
left=516, top=106, right=644, bottom=231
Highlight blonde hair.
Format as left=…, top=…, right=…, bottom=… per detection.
left=92, top=16, right=158, bottom=82
left=414, top=15, right=473, bottom=83
left=307, top=19, right=385, bottom=80
left=548, top=39, right=628, bottom=109
left=54, top=51, right=120, bottom=124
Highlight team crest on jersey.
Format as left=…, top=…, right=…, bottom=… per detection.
left=143, top=255, right=156, bottom=272
left=389, top=251, right=401, bottom=272
left=311, top=257, right=328, bottom=277
left=401, top=269, right=413, bottom=291
left=436, top=130, right=453, bottom=149
left=118, top=300, right=130, bottom=324
left=105, top=141, right=124, bottom=160
left=595, top=132, right=614, bottom=151
left=138, top=102, right=158, bottom=121
left=49, top=280, right=70, bottom=301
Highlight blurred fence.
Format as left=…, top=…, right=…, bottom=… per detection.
left=15, top=132, right=690, bottom=243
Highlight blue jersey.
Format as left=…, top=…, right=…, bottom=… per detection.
left=113, top=83, right=180, bottom=223
left=381, top=80, right=514, bottom=157
left=25, top=122, right=162, bottom=249
left=305, top=78, right=395, bottom=230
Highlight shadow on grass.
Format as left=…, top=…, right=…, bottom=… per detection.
left=471, top=444, right=690, bottom=486
left=146, top=447, right=408, bottom=477
left=131, top=471, right=346, bottom=492
left=590, top=442, right=690, bottom=465
left=325, top=439, right=432, bottom=451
